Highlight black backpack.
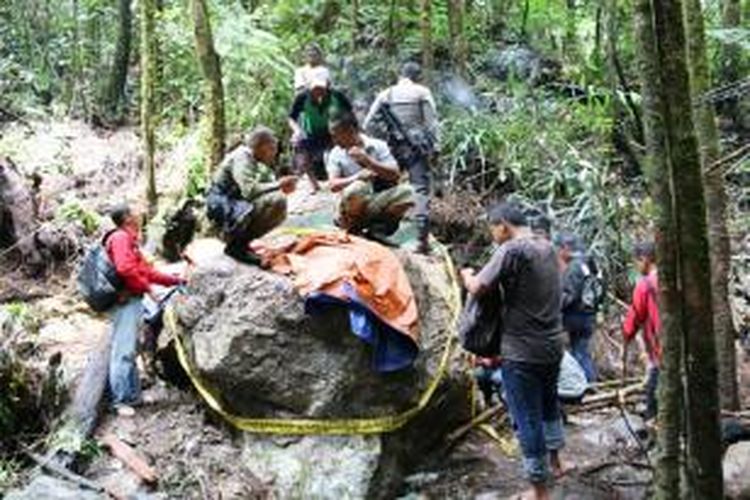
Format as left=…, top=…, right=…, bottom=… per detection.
left=458, top=288, right=503, bottom=357
left=77, top=232, right=123, bottom=312
left=579, top=257, right=606, bottom=313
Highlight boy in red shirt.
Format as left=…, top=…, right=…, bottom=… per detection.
left=623, top=241, right=662, bottom=421
left=106, top=203, right=184, bottom=414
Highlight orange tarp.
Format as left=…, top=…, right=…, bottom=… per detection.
left=255, top=231, right=420, bottom=343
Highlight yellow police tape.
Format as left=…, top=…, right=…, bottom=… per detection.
left=164, top=232, right=463, bottom=435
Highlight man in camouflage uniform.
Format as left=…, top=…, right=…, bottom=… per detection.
left=363, top=62, right=439, bottom=253
left=327, top=112, right=414, bottom=239
left=206, top=127, right=298, bottom=265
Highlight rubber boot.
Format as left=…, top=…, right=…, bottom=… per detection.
left=224, top=241, right=262, bottom=266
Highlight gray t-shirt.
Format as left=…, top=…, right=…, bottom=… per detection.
left=476, top=236, right=564, bottom=364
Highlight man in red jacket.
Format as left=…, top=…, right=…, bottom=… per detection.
left=106, top=203, right=184, bottom=415
left=623, top=241, right=662, bottom=421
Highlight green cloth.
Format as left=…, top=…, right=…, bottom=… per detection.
left=215, top=145, right=277, bottom=200
left=290, top=90, right=352, bottom=139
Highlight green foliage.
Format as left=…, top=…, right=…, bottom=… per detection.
left=0, top=458, right=20, bottom=490
left=439, top=90, right=641, bottom=276
left=56, top=200, right=101, bottom=235
left=185, top=148, right=208, bottom=199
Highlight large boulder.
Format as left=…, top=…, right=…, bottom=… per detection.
left=724, top=441, right=750, bottom=499
left=170, top=238, right=472, bottom=498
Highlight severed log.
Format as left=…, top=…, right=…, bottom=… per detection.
left=44, top=327, right=113, bottom=469
left=100, top=434, right=158, bottom=485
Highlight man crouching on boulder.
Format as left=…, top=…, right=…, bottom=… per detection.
left=206, top=126, right=298, bottom=265
left=327, top=111, right=414, bottom=240
left=461, top=202, right=566, bottom=500
left=106, top=203, right=186, bottom=416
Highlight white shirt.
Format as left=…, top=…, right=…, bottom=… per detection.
left=326, top=134, right=398, bottom=179
left=293, top=65, right=332, bottom=93
left=363, top=78, right=439, bottom=141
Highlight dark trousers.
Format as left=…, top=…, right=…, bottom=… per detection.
left=563, top=313, right=597, bottom=383
left=645, top=366, right=660, bottom=421
left=501, top=359, right=565, bottom=484
left=392, top=142, right=431, bottom=239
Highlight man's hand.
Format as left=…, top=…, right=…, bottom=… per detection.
left=348, top=146, right=371, bottom=168
left=460, top=268, right=476, bottom=286
left=357, top=170, right=375, bottom=182
left=279, top=175, right=298, bottom=194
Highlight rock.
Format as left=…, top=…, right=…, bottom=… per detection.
left=483, top=44, right=561, bottom=86
left=172, top=239, right=471, bottom=498
left=724, top=441, right=750, bottom=499
left=5, top=475, right=104, bottom=500
left=576, top=412, right=647, bottom=451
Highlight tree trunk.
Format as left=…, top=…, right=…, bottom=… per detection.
left=103, top=0, right=132, bottom=119
left=720, top=0, right=742, bottom=125
left=448, top=0, right=468, bottom=76
left=191, top=0, right=226, bottom=171
left=652, top=0, right=724, bottom=496
left=421, top=0, right=433, bottom=80
left=141, top=0, right=158, bottom=211
left=684, top=0, right=740, bottom=411
left=564, top=0, right=578, bottom=61
left=351, top=0, right=360, bottom=51
left=633, top=0, right=684, bottom=495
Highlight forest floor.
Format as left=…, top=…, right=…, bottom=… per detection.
left=2, top=118, right=750, bottom=499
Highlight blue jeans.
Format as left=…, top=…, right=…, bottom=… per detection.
left=108, top=297, right=144, bottom=405
left=645, top=366, right=660, bottom=421
left=564, top=313, right=596, bottom=383
left=502, top=360, right=565, bottom=484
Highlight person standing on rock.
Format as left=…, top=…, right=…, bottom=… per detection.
left=206, top=126, right=298, bottom=265
left=293, top=43, right=331, bottom=94
left=106, top=203, right=185, bottom=416
left=289, top=74, right=352, bottom=193
left=555, top=232, right=598, bottom=383
left=327, top=111, right=414, bottom=240
left=461, top=202, right=565, bottom=500
left=363, top=62, right=438, bottom=254
left=622, top=241, right=662, bottom=422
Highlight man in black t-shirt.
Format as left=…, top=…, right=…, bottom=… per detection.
left=461, top=202, right=565, bottom=499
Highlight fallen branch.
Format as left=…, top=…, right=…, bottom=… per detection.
left=100, top=434, right=158, bottom=485
left=590, top=377, right=641, bottom=390
left=580, top=382, right=644, bottom=406
left=447, top=403, right=506, bottom=444
left=24, top=450, right=105, bottom=493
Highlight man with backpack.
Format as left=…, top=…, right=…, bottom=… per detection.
left=555, top=233, right=603, bottom=383
left=363, top=62, right=438, bottom=254
left=461, top=202, right=565, bottom=500
left=623, top=241, right=662, bottom=421
left=105, top=203, right=185, bottom=415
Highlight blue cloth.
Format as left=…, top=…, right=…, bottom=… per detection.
left=474, top=365, right=504, bottom=405
left=108, top=297, right=144, bottom=405
left=304, top=283, right=418, bottom=373
left=502, top=359, right=565, bottom=485
left=564, top=312, right=597, bottom=383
